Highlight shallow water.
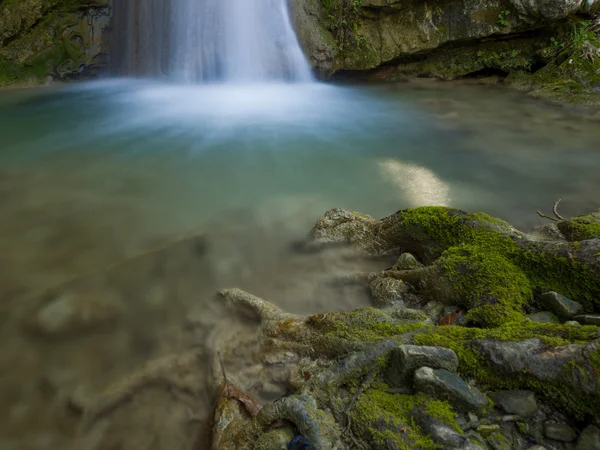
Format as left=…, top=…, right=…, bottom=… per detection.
left=0, top=79, right=599, bottom=448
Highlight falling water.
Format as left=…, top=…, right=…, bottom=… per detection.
left=111, top=0, right=312, bottom=82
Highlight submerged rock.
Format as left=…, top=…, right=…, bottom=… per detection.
left=489, top=390, right=538, bottom=417
left=413, top=367, right=488, bottom=413
left=538, top=291, right=584, bottom=320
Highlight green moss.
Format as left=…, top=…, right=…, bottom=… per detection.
left=558, top=212, right=600, bottom=240
left=413, top=322, right=600, bottom=420
left=307, top=307, right=428, bottom=342
left=350, top=385, right=461, bottom=449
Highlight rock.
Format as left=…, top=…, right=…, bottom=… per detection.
left=389, top=307, right=432, bottom=323
left=369, top=277, right=409, bottom=308
left=27, top=289, right=124, bottom=336
left=576, top=425, right=600, bottom=450
left=413, top=367, right=488, bottom=413
left=573, top=314, right=600, bottom=326
left=412, top=411, right=467, bottom=447
left=543, top=422, right=577, bottom=442
left=565, top=320, right=581, bottom=326
left=386, top=346, right=459, bottom=387
left=489, top=390, right=538, bottom=417
left=423, top=301, right=445, bottom=322
left=538, top=291, right=583, bottom=320
left=393, top=253, right=423, bottom=270
left=528, top=312, right=559, bottom=324
left=485, top=431, right=513, bottom=450
left=466, top=430, right=490, bottom=450
left=468, top=412, right=479, bottom=425
left=526, top=446, right=548, bottom=450
left=477, top=425, right=500, bottom=437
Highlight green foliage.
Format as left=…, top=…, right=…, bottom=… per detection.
left=321, top=0, right=367, bottom=51
left=550, top=37, right=565, bottom=49
left=497, top=10, right=510, bottom=26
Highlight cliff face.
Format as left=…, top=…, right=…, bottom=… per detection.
left=290, top=0, right=599, bottom=75
left=0, top=0, right=111, bottom=87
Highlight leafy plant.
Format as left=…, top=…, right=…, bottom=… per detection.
left=497, top=10, right=510, bottom=26
left=550, top=37, right=565, bottom=48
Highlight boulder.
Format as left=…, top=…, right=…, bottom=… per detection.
left=386, top=345, right=459, bottom=387
left=543, top=422, right=577, bottom=442
left=576, top=425, right=600, bottom=450
left=393, top=253, right=423, bottom=271
left=412, top=410, right=468, bottom=448
left=538, top=291, right=584, bottom=320
left=369, top=277, right=409, bottom=308
left=413, top=367, right=488, bottom=413
left=489, top=390, right=537, bottom=417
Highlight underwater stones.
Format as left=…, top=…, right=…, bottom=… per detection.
left=576, top=425, right=600, bottom=450
left=386, top=345, right=459, bottom=387
left=369, top=277, right=408, bottom=307
left=413, top=367, right=488, bottom=413
left=573, top=314, right=600, bottom=326
left=527, top=311, right=559, bottom=324
left=27, top=289, right=124, bottom=336
left=393, top=252, right=423, bottom=270
left=489, top=390, right=538, bottom=417
left=543, top=422, right=577, bottom=442
left=538, top=291, right=584, bottom=320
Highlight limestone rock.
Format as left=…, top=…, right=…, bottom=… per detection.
left=386, top=345, right=459, bottom=387
left=489, top=390, right=538, bottom=417
left=576, top=425, right=600, bottom=450
left=543, top=422, right=577, bottom=442
left=413, top=367, right=488, bottom=413
left=538, top=291, right=584, bottom=320
left=528, top=311, right=559, bottom=324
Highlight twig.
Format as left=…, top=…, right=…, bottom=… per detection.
left=537, top=198, right=565, bottom=222
left=218, top=352, right=227, bottom=383
left=553, top=198, right=566, bottom=220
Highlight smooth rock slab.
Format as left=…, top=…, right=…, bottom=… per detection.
left=386, top=345, right=459, bottom=387
left=573, top=314, right=600, bottom=326
left=413, top=367, right=488, bottom=413
left=576, top=425, right=600, bottom=450
left=538, top=291, right=583, bottom=320
left=543, top=422, right=577, bottom=442
left=489, top=390, right=537, bottom=417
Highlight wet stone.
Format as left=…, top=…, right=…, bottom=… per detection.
left=393, top=252, right=423, bottom=270
left=477, top=424, right=500, bottom=436
left=538, top=291, right=583, bottom=320
left=386, top=345, right=458, bottom=387
left=413, top=367, right=488, bottom=413
left=543, top=422, right=577, bottom=442
left=485, top=431, right=512, bottom=450
left=489, top=390, right=538, bottom=417
left=576, top=425, right=600, bottom=450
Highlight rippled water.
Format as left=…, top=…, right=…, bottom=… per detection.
left=0, top=79, right=599, bottom=448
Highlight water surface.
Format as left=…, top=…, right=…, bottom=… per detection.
left=0, top=79, right=599, bottom=448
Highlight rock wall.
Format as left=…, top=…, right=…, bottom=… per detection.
left=289, top=0, right=599, bottom=78
left=0, top=0, right=111, bottom=87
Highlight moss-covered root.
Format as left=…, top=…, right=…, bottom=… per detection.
left=308, top=207, right=600, bottom=325
left=257, top=394, right=342, bottom=449
left=557, top=209, right=600, bottom=241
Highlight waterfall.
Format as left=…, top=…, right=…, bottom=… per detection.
left=111, top=0, right=312, bottom=83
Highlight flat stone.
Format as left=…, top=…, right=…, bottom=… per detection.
left=386, top=346, right=459, bottom=387
left=576, top=425, right=600, bottom=450
left=565, top=320, right=582, bottom=326
left=528, top=311, right=559, bottom=324
left=413, top=367, right=488, bottom=413
left=489, top=390, right=537, bottom=417
left=543, top=422, right=577, bottom=442
left=477, top=424, right=500, bottom=436
left=573, top=314, right=600, bottom=326
left=393, top=252, right=423, bottom=270
left=538, top=291, right=583, bottom=320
